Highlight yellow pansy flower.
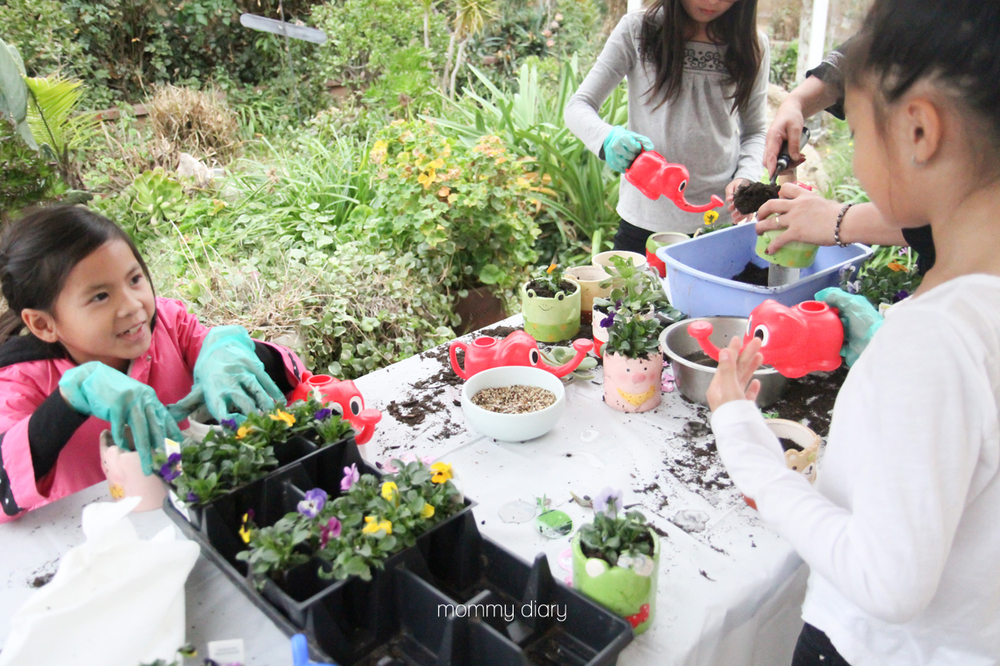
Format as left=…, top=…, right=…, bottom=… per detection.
left=703, top=210, right=720, bottom=225
left=381, top=481, right=398, bottom=501
left=362, top=516, right=393, bottom=535
left=236, top=425, right=251, bottom=440
left=421, top=503, right=435, bottom=519
left=239, top=512, right=252, bottom=543
left=270, top=410, right=296, bottom=426
left=431, top=462, right=453, bottom=484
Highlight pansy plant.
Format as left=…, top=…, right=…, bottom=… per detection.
left=237, top=459, right=463, bottom=584
left=577, top=486, right=654, bottom=568
left=154, top=396, right=353, bottom=506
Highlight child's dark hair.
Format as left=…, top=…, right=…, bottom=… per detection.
left=639, top=0, right=761, bottom=114
left=0, top=206, right=154, bottom=342
left=845, top=0, right=1000, bottom=169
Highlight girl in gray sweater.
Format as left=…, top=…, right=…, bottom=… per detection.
left=565, top=0, right=769, bottom=253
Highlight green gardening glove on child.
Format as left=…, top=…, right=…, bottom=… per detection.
left=815, top=287, right=884, bottom=367
left=169, top=326, right=285, bottom=425
left=59, top=362, right=182, bottom=475
left=603, top=126, right=654, bottom=173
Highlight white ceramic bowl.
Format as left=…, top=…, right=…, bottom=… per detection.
left=461, top=366, right=566, bottom=442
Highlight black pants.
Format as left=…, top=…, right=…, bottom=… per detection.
left=612, top=219, right=653, bottom=256
left=791, top=623, right=851, bottom=666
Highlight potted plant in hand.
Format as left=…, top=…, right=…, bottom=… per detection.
left=602, top=306, right=665, bottom=413
left=521, top=263, right=581, bottom=342
left=573, top=488, right=660, bottom=634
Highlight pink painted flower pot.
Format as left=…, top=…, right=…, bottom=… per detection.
left=603, top=352, right=663, bottom=413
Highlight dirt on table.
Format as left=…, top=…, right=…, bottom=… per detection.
left=731, top=261, right=769, bottom=287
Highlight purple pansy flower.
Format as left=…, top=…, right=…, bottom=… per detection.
left=600, top=309, right=615, bottom=329
left=320, top=517, right=342, bottom=548
left=341, top=463, right=360, bottom=492
left=186, top=492, right=200, bottom=503
left=894, top=290, right=909, bottom=302
left=220, top=418, right=238, bottom=431
left=159, top=453, right=182, bottom=482
left=594, top=487, right=623, bottom=517
left=314, top=408, right=333, bottom=422
left=297, top=488, right=328, bottom=518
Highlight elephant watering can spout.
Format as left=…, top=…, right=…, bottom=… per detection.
left=450, top=331, right=593, bottom=379
left=625, top=151, right=725, bottom=214
left=686, top=320, right=723, bottom=362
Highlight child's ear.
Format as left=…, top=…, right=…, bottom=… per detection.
left=905, top=97, right=942, bottom=166
left=21, top=309, right=59, bottom=343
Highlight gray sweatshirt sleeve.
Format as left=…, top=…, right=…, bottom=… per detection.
left=563, top=16, right=637, bottom=158
left=733, top=32, right=770, bottom=182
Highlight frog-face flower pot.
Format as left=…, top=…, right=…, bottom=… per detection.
left=603, top=351, right=663, bottom=413
left=521, top=277, right=581, bottom=343
left=572, top=529, right=660, bottom=635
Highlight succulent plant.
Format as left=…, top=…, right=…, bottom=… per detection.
left=130, top=167, right=186, bottom=227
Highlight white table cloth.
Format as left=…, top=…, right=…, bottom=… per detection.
left=0, top=317, right=813, bottom=665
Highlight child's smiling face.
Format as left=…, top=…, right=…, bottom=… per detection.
left=39, top=240, right=155, bottom=372
left=681, top=0, right=740, bottom=26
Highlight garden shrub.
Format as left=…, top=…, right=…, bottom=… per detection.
left=144, top=235, right=457, bottom=380
left=357, top=119, right=540, bottom=302
left=311, top=0, right=448, bottom=84
left=0, top=118, right=65, bottom=219
left=148, top=85, right=241, bottom=163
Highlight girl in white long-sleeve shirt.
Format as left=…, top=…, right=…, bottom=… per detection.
left=705, top=1, right=1000, bottom=665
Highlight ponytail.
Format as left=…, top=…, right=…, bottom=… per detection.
left=0, top=206, right=153, bottom=346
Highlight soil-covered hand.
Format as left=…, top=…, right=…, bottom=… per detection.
left=755, top=183, right=843, bottom=254
left=726, top=178, right=752, bottom=223
left=602, top=126, right=654, bottom=173
left=707, top=336, right=764, bottom=411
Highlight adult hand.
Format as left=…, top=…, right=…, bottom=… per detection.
left=814, top=288, right=884, bottom=366
left=707, top=336, right=764, bottom=411
left=763, top=95, right=808, bottom=178
left=602, top=126, right=654, bottom=173
left=755, top=183, right=843, bottom=254
left=726, top=178, right=752, bottom=223
left=170, top=326, right=285, bottom=424
left=59, top=362, right=182, bottom=475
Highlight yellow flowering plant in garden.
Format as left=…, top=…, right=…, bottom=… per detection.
left=238, top=459, right=464, bottom=584
left=154, top=396, right=353, bottom=506
left=360, top=119, right=541, bottom=301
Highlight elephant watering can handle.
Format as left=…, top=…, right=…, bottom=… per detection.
left=449, top=341, right=470, bottom=380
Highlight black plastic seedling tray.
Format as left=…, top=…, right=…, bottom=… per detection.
left=164, top=440, right=633, bottom=666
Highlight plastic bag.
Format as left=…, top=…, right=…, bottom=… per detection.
left=0, top=497, right=200, bottom=666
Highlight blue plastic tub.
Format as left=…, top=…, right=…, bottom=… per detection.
left=657, top=222, right=873, bottom=318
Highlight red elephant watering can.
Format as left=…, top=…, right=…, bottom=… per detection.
left=625, top=151, right=725, bottom=214
left=449, top=331, right=593, bottom=380
left=686, top=300, right=843, bottom=378
left=290, top=372, right=382, bottom=445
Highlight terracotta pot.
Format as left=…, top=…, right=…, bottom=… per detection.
left=565, top=265, right=611, bottom=325
left=645, top=232, right=689, bottom=278
left=521, top=278, right=581, bottom=343
left=455, top=286, right=507, bottom=335
left=743, top=419, right=822, bottom=509
left=603, top=351, right=663, bottom=412
left=99, top=431, right=167, bottom=512
left=572, top=529, right=660, bottom=635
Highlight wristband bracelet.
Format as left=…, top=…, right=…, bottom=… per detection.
left=833, top=202, right=854, bottom=247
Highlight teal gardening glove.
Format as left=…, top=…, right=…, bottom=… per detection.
left=169, top=326, right=285, bottom=424
left=602, top=126, right=654, bottom=173
left=59, top=362, right=183, bottom=475
left=815, top=287, right=884, bottom=366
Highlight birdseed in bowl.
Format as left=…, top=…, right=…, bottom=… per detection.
left=472, top=385, right=557, bottom=414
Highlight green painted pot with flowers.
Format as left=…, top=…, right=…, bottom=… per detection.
left=521, top=264, right=581, bottom=343
left=573, top=487, right=660, bottom=634
left=602, top=307, right=665, bottom=413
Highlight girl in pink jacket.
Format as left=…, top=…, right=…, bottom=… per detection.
left=0, top=207, right=304, bottom=522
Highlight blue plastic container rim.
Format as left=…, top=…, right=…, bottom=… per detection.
left=655, top=224, right=873, bottom=295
